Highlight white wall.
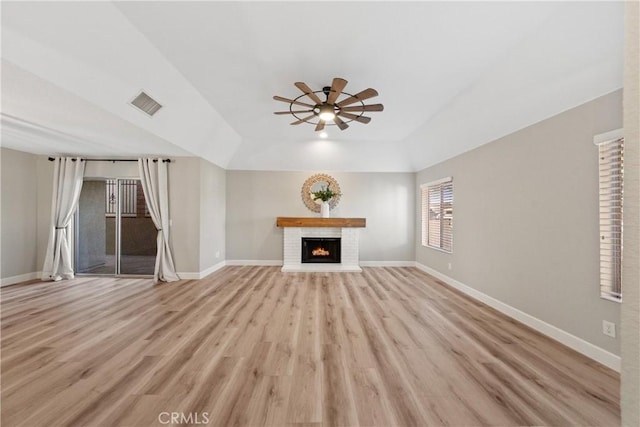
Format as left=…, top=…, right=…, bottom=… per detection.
left=226, top=171, right=415, bottom=263
left=416, top=90, right=623, bottom=358
left=0, top=148, right=38, bottom=284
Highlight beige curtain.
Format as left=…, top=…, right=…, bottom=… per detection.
left=41, top=157, right=85, bottom=281
left=138, top=158, right=179, bottom=283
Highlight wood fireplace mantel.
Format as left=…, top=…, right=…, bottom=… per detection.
left=276, top=217, right=366, bottom=228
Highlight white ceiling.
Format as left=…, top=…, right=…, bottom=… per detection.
left=0, top=1, right=624, bottom=172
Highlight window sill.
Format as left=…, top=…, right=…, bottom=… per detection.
left=600, top=294, right=622, bottom=304
left=422, top=244, right=452, bottom=254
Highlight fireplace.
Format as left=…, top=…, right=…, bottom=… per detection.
left=278, top=221, right=364, bottom=272
left=301, top=238, right=341, bottom=263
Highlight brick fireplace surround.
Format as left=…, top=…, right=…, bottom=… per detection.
left=276, top=217, right=366, bottom=272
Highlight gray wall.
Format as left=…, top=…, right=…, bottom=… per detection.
left=0, top=148, right=38, bottom=280
left=621, top=1, right=639, bottom=423
left=167, top=157, right=201, bottom=274
left=416, top=90, right=623, bottom=355
left=199, top=158, right=226, bottom=271
left=36, top=156, right=54, bottom=272
left=165, top=157, right=227, bottom=275
left=226, top=171, right=415, bottom=262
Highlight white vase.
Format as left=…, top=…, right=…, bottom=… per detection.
left=321, top=201, right=330, bottom=218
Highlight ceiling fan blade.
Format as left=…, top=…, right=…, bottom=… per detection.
left=315, top=121, right=325, bottom=132
left=274, top=110, right=313, bottom=115
left=273, top=95, right=315, bottom=109
left=326, top=77, right=348, bottom=105
left=290, top=114, right=317, bottom=125
left=294, top=82, right=323, bottom=105
left=333, top=116, right=349, bottom=130
left=337, top=111, right=372, bottom=124
left=336, top=88, right=379, bottom=107
left=341, top=103, right=384, bottom=112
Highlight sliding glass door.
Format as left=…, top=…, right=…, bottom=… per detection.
left=75, top=178, right=156, bottom=276
left=75, top=179, right=115, bottom=274
left=117, top=179, right=157, bottom=275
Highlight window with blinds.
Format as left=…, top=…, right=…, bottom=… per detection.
left=421, top=177, right=453, bottom=252
left=597, top=137, right=623, bottom=301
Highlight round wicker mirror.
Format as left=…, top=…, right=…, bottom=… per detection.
left=301, top=174, right=341, bottom=213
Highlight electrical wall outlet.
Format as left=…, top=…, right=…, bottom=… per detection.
left=448, top=263, right=452, bottom=270
left=215, top=251, right=220, bottom=259
left=602, top=320, right=616, bottom=338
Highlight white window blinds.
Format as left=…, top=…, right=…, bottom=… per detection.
left=421, top=177, right=453, bottom=252
left=598, top=137, right=623, bottom=301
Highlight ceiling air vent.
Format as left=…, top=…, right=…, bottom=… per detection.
left=130, top=91, right=162, bottom=117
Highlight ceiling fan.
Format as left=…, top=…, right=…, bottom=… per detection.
left=273, top=77, right=383, bottom=132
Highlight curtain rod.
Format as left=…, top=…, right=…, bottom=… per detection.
left=47, top=157, right=171, bottom=163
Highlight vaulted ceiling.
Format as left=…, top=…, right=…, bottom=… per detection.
left=1, top=1, right=624, bottom=172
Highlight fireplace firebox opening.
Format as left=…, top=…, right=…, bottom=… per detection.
left=301, top=238, right=341, bottom=263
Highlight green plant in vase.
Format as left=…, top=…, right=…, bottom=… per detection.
left=311, top=184, right=341, bottom=218
left=311, top=184, right=340, bottom=202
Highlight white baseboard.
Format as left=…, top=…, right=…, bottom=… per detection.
left=0, top=271, right=41, bottom=287
left=360, top=261, right=416, bottom=267
left=225, top=260, right=283, bottom=266
left=177, top=261, right=227, bottom=280
left=199, top=261, right=226, bottom=278
left=415, top=262, right=621, bottom=372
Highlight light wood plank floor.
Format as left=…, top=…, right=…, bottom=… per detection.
left=1, top=266, right=620, bottom=426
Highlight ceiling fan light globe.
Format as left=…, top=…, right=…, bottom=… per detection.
left=318, top=104, right=336, bottom=121
left=319, top=111, right=336, bottom=121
